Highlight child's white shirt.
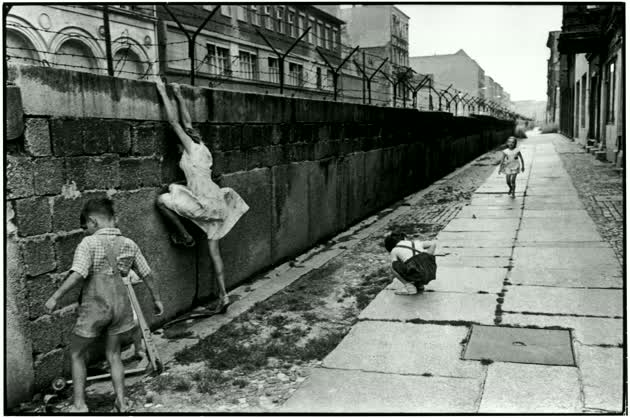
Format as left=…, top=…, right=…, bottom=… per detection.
left=390, top=240, right=429, bottom=263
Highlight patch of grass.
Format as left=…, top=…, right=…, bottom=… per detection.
left=268, top=314, right=289, bottom=328
left=152, top=373, right=193, bottom=392
left=232, top=378, right=248, bottom=388
left=297, top=331, right=348, bottom=361
left=302, top=312, right=319, bottom=322
left=194, top=368, right=230, bottom=394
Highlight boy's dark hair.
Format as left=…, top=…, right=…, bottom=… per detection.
left=384, top=232, right=406, bottom=252
left=80, top=198, right=115, bottom=226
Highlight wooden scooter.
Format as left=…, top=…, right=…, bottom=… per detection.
left=51, top=274, right=163, bottom=392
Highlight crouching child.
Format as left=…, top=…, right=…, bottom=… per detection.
left=384, top=232, right=437, bottom=295
left=44, top=198, right=163, bottom=413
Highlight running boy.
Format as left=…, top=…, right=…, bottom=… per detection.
left=45, top=198, right=163, bottom=413
left=498, top=136, right=525, bottom=198
left=384, top=232, right=437, bottom=295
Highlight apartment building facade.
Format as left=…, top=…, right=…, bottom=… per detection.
left=556, top=4, right=624, bottom=164
left=156, top=4, right=348, bottom=100
left=340, top=5, right=413, bottom=107
left=7, top=4, right=158, bottom=79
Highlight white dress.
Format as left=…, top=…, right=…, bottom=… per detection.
left=161, top=141, right=249, bottom=240
left=502, top=147, right=522, bottom=175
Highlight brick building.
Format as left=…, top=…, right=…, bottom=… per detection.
left=545, top=31, right=561, bottom=124
left=7, top=5, right=158, bottom=79
left=556, top=4, right=624, bottom=164
left=340, top=5, right=413, bottom=106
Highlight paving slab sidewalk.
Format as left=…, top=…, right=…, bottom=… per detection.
left=281, top=133, right=625, bottom=413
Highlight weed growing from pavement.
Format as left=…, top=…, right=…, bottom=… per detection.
left=153, top=373, right=193, bottom=392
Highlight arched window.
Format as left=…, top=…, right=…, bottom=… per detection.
left=55, top=39, right=98, bottom=73
left=113, top=47, right=147, bottom=79
left=6, top=29, right=39, bottom=66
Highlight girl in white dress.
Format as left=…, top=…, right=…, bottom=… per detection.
left=499, top=136, right=525, bottom=198
left=155, top=80, right=249, bottom=314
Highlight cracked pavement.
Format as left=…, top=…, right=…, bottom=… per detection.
left=280, top=133, right=624, bottom=414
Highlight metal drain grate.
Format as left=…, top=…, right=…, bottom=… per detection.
left=463, top=325, right=575, bottom=366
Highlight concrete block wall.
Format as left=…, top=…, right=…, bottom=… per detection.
left=6, top=64, right=514, bottom=401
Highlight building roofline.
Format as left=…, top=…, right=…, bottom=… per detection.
left=392, top=5, right=410, bottom=19
left=309, top=5, right=345, bottom=25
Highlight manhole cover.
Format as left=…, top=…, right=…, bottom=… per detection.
left=463, top=325, right=575, bottom=366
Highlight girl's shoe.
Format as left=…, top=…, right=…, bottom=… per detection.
left=212, top=296, right=231, bottom=314
left=395, top=284, right=418, bottom=296
left=169, top=233, right=196, bottom=248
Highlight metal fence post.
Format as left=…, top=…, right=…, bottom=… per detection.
left=102, top=5, right=114, bottom=76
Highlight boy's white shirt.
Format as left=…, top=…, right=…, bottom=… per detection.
left=390, top=240, right=429, bottom=263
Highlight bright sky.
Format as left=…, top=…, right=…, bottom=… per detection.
left=396, top=4, right=562, bottom=101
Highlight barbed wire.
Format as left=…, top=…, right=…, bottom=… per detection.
left=6, top=8, right=517, bottom=115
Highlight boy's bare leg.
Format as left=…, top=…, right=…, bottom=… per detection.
left=392, top=269, right=418, bottom=294
left=208, top=240, right=228, bottom=304
left=105, top=333, right=127, bottom=411
left=69, top=335, right=92, bottom=412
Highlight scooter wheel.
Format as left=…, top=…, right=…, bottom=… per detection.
left=51, top=377, right=66, bottom=392
left=154, top=359, right=164, bottom=375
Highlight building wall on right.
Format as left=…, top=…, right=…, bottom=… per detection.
left=555, top=4, right=624, bottom=165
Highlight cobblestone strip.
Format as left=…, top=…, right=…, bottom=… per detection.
left=553, top=137, right=624, bottom=264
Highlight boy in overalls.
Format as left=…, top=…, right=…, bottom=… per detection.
left=45, top=198, right=163, bottom=412
left=384, top=232, right=437, bottom=295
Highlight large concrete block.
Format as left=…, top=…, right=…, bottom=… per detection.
left=363, top=149, right=383, bottom=217
left=14, top=196, right=52, bottom=237
left=24, top=118, right=52, bottom=156
left=345, top=153, right=366, bottom=225
left=119, top=157, right=161, bottom=189
left=65, top=155, right=120, bottom=191
left=20, top=236, right=56, bottom=277
left=32, top=158, right=65, bottom=196
left=33, top=348, right=65, bottom=391
left=50, top=118, right=86, bottom=156
left=307, top=159, right=339, bottom=243
left=29, top=306, right=77, bottom=354
left=7, top=155, right=34, bottom=199
left=212, top=169, right=272, bottom=289
left=26, top=273, right=81, bottom=320
left=112, top=188, right=197, bottom=324
left=131, top=122, right=166, bottom=156
left=271, top=163, right=310, bottom=263
left=51, top=191, right=108, bottom=232
left=54, top=231, right=85, bottom=272
left=6, top=235, right=35, bottom=408
left=6, top=84, right=24, bottom=140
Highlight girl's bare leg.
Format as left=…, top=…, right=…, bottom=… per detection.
left=505, top=175, right=512, bottom=194
left=208, top=240, right=229, bottom=308
left=156, top=194, right=195, bottom=245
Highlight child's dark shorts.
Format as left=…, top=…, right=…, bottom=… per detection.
left=392, top=253, right=437, bottom=286
left=72, top=296, right=136, bottom=339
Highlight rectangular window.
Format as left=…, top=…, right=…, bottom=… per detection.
left=264, top=6, right=273, bottom=30
left=250, top=5, right=259, bottom=26
left=606, top=59, right=616, bottom=123
left=332, top=28, right=338, bottom=51
left=308, top=17, right=315, bottom=44
left=239, top=50, right=257, bottom=80
left=236, top=6, right=246, bottom=21
left=316, top=67, right=322, bottom=89
left=288, top=10, right=296, bottom=37
left=221, top=5, right=231, bottom=17
left=276, top=6, right=284, bottom=33
left=298, top=14, right=305, bottom=37
left=207, top=44, right=230, bottom=76
left=317, top=22, right=323, bottom=47
left=326, top=69, right=334, bottom=90
left=324, top=25, right=333, bottom=50
left=580, top=74, right=586, bottom=128
left=268, top=57, right=279, bottom=83
left=288, top=62, right=303, bottom=86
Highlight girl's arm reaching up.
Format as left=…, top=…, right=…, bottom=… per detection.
left=518, top=151, right=525, bottom=172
